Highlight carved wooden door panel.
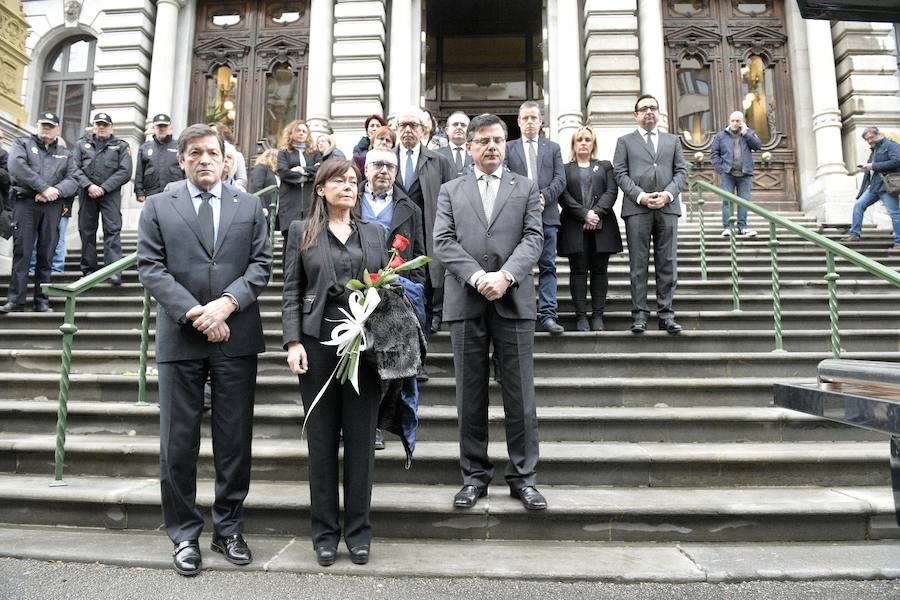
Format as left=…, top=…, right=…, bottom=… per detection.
left=664, top=1, right=797, bottom=210
left=190, top=1, right=310, bottom=160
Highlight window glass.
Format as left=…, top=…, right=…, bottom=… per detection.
left=40, top=83, right=60, bottom=114
left=669, top=1, right=709, bottom=17
left=206, top=65, right=238, bottom=129
left=269, top=4, right=301, bottom=24
left=264, top=63, right=298, bottom=147
left=442, top=36, right=526, bottom=66
left=442, top=70, right=526, bottom=101
left=741, top=54, right=777, bottom=144
left=211, top=10, right=242, bottom=28
left=47, top=51, right=63, bottom=73
left=734, top=1, right=772, bottom=16
left=67, top=39, right=91, bottom=72
left=62, top=83, right=86, bottom=145
left=676, top=55, right=713, bottom=146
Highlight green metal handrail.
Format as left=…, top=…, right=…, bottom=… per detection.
left=690, top=179, right=900, bottom=358
left=41, top=185, right=278, bottom=485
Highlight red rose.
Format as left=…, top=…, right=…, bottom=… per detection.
left=391, top=234, right=410, bottom=253
left=387, top=255, right=406, bottom=270
left=370, top=272, right=381, bottom=285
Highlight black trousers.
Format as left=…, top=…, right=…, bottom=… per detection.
left=157, top=349, right=257, bottom=544
left=449, top=303, right=539, bottom=490
left=299, top=313, right=379, bottom=551
left=567, top=237, right=612, bottom=317
left=78, top=190, right=122, bottom=274
left=7, top=197, right=61, bottom=306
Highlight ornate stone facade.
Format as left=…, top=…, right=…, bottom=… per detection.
left=0, top=0, right=29, bottom=127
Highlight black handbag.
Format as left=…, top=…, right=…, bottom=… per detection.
left=882, top=172, right=900, bottom=196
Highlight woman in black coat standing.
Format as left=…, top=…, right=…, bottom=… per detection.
left=282, top=159, right=388, bottom=567
left=276, top=120, right=322, bottom=236
left=558, top=125, right=622, bottom=332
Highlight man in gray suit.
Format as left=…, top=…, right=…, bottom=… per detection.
left=437, top=111, right=473, bottom=179
left=434, top=113, right=547, bottom=512
left=137, top=124, right=272, bottom=576
left=395, top=108, right=453, bottom=338
left=613, top=94, right=688, bottom=335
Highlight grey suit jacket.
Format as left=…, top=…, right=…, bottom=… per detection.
left=433, top=170, right=544, bottom=322
left=137, top=181, right=273, bottom=362
left=613, top=130, right=688, bottom=218
left=395, top=143, right=453, bottom=286
left=505, top=137, right=566, bottom=226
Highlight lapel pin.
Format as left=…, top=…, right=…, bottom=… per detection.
left=593, top=165, right=599, bottom=172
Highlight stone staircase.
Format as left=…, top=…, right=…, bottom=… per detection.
left=1, top=212, right=899, bottom=548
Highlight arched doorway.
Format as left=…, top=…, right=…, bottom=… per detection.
left=664, top=0, right=798, bottom=210
left=39, top=36, right=96, bottom=145
left=423, top=0, right=545, bottom=138
left=189, top=1, right=310, bottom=160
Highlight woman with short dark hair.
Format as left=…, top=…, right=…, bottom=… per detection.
left=352, top=114, right=387, bottom=172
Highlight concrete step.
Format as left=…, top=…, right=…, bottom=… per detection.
left=0, top=433, right=889, bottom=487
left=2, top=349, right=895, bottom=379
left=0, top=400, right=882, bottom=444
left=0, top=372, right=808, bottom=407
left=0, top=474, right=895, bottom=543
left=5, top=328, right=897, bottom=354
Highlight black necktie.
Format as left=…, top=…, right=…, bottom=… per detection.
left=198, top=192, right=214, bottom=250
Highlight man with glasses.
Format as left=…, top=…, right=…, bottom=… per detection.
left=434, top=113, right=547, bottom=512
left=437, top=111, right=473, bottom=179
left=361, top=148, right=427, bottom=449
left=394, top=108, right=453, bottom=340
left=1, top=112, right=79, bottom=314
left=73, top=113, right=133, bottom=282
left=613, top=94, right=688, bottom=335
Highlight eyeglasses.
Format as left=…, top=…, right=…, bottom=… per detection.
left=370, top=161, right=397, bottom=172
left=636, top=105, right=659, bottom=113
left=397, top=121, right=421, bottom=130
left=471, top=136, right=505, bottom=146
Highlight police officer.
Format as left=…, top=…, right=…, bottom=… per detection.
left=1, top=112, right=79, bottom=314
left=73, top=113, right=133, bottom=282
left=134, top=114, right=182, bottom=202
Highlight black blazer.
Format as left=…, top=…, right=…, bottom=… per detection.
left=282, top=218, right=388, bottom=345
left=249, top=163, right=277, bottom=194
left=558, top=159, right=623, bottom=255
left=358, top=184, right=427, bottom=285
left=276, top=148, right=322, bottom=230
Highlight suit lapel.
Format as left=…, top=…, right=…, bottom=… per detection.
left=214, top=185, right=238, bottom=256
left=636, top=130, right=656, bottom=161
left=172, top=187, right=213, bottom=257
left=464, top=174, right=489, bottom=228
left=488, top=170, right=516, bottom=227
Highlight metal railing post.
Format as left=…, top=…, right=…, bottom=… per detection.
left=137, top=289, right=151, bottom=406
left=698, top=187, right=707, bottom=281
left=50, top=295, right=78, bottom=486
left=768, top=222, right=784, bottom=353
left=825, top=251, right=841, bottom=358
left=728, top=200, right=741, bottom=311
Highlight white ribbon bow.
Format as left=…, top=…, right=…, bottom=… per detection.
left=301, top=288, right=381, bottom=437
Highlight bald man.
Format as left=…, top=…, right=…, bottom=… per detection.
left=709, top=111, right=762, bottom=237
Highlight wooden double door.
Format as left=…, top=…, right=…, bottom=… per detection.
left=664, top=0, right=798, bottom=209
left=189, top=0, right=310, bottom=160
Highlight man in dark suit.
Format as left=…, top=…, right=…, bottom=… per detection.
left=505, top=101, right=567, bottom=335
left=613, top=94, right=688, bottom=335
left=394, top=108, right=453, bottom=336
left=437, top=111, right=473, bottom=179
left=434, top=113, right=547, bottom=512
left=137, top=124, right=272, bottom=576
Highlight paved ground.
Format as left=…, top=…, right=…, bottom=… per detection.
left=3, top=558, right=900, bottom=600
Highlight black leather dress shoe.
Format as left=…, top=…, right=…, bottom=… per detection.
left=630, top=319, right=647, bottom=334
left=374, top=427, right=385, bottom=450
left=453, top=484, right=487, bottom=509
left=510, top=486, right=548, bottom=511
left=430, top=316, right=441, bottom=334
left=538, top=318, right=565, bottom=335
left=315, top=546, right=337, bottom=567
left=0, top=302, right=24, bottom=315
left=349, top=545, right=370, bottom=565
left=210, top=533, right=252, bottom=565
left=416, top=366, right=429, bottom=382
left=173, top=540, right=201, bottom=576
left=658, top=318, right=683, bottom=335
left=33, top=301, right=52, bottom=313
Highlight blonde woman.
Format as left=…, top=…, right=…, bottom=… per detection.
left=316, top=134, right=346, bottom=162
left=276, top=120, right=322, bottom=236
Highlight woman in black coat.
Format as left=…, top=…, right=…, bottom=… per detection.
left=276, top=120, right=322, bottom=236
left=558, top=125, right=622, bottom=332
left=282, top=159, right=388, bottom=568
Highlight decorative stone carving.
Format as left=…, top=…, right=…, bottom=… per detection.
left=64, top=0, right=82, bottom=24
left=0, top=0, right=30, bottom=123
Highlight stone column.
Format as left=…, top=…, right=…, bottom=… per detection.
left=146, top=0, right=184, bottom=120
left=552, top=0, right=584, bottom=154
left=637, top=0, right=669, bottom=131
left=306, top=0, right=335, bottom=138
left=387, top=0, right=415, bottom=118
left=804, top=18, right=856, bottom=223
